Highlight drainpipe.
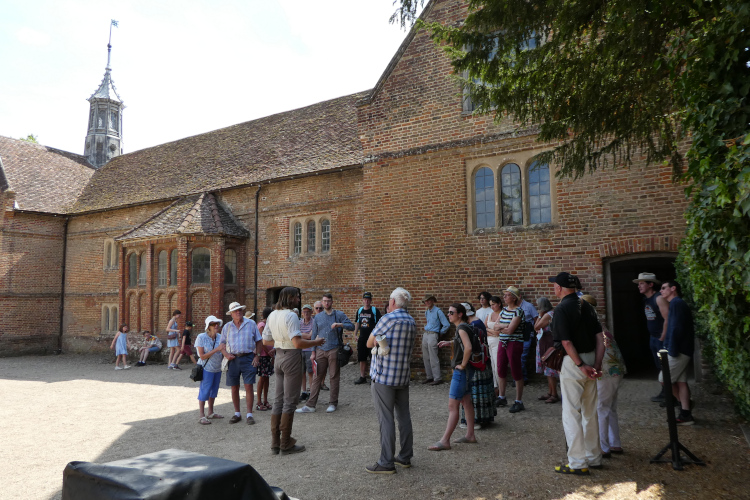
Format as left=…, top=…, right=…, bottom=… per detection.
left=253, top=185, right=260, bottom=316
left=57, top=217, right=69, bottom=354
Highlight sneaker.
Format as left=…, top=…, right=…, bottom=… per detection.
left=509, top=401, right=525, bottom=413
left=555, top=464, right=590, bottom=475
left=246, top=416, right=255, bottom=425
left=651, top=387, right=666, bottom=402
left=173, top=364, right=182, bottom=370
left=366, top=463, right=396, bottom=474
left=299, top=392, right=309, bottom=401
left=229, top=415, right=242, bottom=424
left=422, top=379, right=434, bottom=385
left=326, top=405, right=337, bottom=413
left=496, top=397, right=507, bottom=407
left=136, top=362, right=145, bottom=367
left=167, top=365, right=174, bottom=370
left=459, top=420, right=467, bottom=429
left=393, top=458, right=411, bottom=468
left=123, top=365, right=132, bottom=370
left=114, top=366, right=123, bottom=370
left=676, top=413, right=695, bottom=426
left=474, top=423, right=481, bottom=430
left=296, top=406, right=316, bottom=414
left=322, top=384, right=330, bottom=391
left=660, top=399, right=681, bottom=408
left=354, top=377, right=367, bottom=385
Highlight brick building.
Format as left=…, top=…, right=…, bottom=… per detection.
left=0, top=0, right=688, bottom=375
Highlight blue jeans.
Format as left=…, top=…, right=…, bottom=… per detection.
left=649, top=337, right=664, bottom=370
left=521, top=337, right=535, bottom=381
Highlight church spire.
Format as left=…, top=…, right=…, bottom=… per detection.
left=84, top=20, right=124, bottom=169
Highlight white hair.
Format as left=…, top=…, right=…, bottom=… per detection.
left=390, top=287, right=411, bottom=309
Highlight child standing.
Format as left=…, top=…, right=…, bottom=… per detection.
left=173, top=321, right=197, bottom=369
left=110, top=324, right=131, bottom=370
left=166, top=310, right=182, bottom=369
left=255, top=307, right=275, bottom=410
left=581, top=295, right=627, bottom=457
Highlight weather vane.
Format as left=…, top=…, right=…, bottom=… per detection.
left=107, top=19, right=119, bottom=70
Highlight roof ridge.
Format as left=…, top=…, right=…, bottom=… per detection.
left=177, top=193, right=205, bottom=234
left=205, top=193, right=224, bottom=233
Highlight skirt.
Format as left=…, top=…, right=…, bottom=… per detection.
left=461, top=361, right=496, bottom=424
left=258, top=355, right=275, bottom=377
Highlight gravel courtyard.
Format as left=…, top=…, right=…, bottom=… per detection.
left=1, top=354, right=748, bottom=500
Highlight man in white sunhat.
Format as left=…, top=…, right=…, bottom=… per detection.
left=221, top=302, right=263, bottom=425
left=633, top=272, right=669, bottom=403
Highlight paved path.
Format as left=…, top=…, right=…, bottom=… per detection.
left=1, top=355, right=747, bottom=499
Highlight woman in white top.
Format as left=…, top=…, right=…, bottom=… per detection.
left=262, top=287, right=325, bottom=455
left=485, top=296, right=504, bottom=404
left=534, top=297, right=559, bottom=403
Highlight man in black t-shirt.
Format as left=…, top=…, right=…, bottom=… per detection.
left=353, top=292, right=382, bottom=385
left=549, top=272, right=605, bottom=476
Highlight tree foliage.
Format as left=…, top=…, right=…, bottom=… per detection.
left=19, top=134, right=38, bottom=143
left=394, top=0, right=750, bottom=417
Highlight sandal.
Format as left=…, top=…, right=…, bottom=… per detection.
left=428, top=441, right=451, bottom=451
left=263, top=401, right=271, bottom=410
left=545, top=395, right=560, bottom=404
left=207, top=413, right=224, bottom=419
left=538, top=393, right=552, bottom=401
left=453, top=436, right=478, bottom=444
left=256, top=404, right=268, bottom=411
left=199, top=417, right=211, bottom=425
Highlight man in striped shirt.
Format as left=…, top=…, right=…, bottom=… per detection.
left=366, top=287, right=417, bottom=474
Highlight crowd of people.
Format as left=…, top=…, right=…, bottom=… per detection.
left=109, top=269, right=696, bottom=474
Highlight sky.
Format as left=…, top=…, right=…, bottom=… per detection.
left=0, top=0, right=421, bottom=155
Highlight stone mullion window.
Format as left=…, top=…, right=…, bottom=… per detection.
left=289, top=215, right=332, bottom=258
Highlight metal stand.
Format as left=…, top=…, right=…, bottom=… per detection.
left=650, top=349, right=706, bottom=470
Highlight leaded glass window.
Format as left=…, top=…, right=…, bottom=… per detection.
left=192, top=247, right=211, bottom=284
left=321, top=220, right=330, bottom=252
left=501, top=163, right=522, bottom=226
left=529, top=162, right=552, bottom=224
left=474, top=167, right=495, bottom=228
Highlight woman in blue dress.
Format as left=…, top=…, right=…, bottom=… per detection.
left=110, top=324, right=130, bottom=370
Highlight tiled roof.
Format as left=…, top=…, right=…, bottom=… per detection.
left=116, top=192, right=249, bottom=241
left=72, top=91, right=369, bottom=213
left=0, top=136, right=95, bottom=214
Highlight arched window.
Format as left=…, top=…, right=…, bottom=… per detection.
left=105, top=242, right=112, bottom=268
left=225, top=249, right=237, bottom=284
left=528, top=162, right=552, bottom=224
left=103, top=305, right=110, bottom=333
left=474, top=167, right=495, bottom=228
left=128, top=253, right=138, bottom=287
left=192, top=247, right=211, bottom=284
left=500, top=163, right=522, bottom=226
left=170, top=249, right=178, bottom=286
left=158, top=251, right=167, bottom=286
left=138, top=253, right=147, bottom=285
left=307, top=220, right=316, bottom=253
left=293, top=222, right=302, bottom=255
left=321, top=219, right=331, bottom=252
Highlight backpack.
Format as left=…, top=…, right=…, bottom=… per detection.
left=457, top=324, right=487, bottom=371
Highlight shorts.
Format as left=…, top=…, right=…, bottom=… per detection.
left=301, top=351, right=313, bottom=373
left=226, top=353, right=257, bottom=386
left=357, top=333, right=373, bottom=362
left=658, top=353, right=691, bottom=383
left=198, top=370, right=222, bottom=401
left=180, top=344, right=193, bottom=357
left=497, top=340, right=524, bottom=381
left=449, top=367, right=472, bottom=400
left=167, top=338, right=179, bottom=348
left=258, top=355, right=275, bottom=377
left=149, top=346, right=160, bottom=353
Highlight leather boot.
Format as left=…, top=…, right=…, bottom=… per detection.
left=280, top=412, right=305, bottom=454
left=270, top=413, right=281, bottom=454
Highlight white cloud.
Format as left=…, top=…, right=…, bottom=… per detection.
left=16, top=27, right=51, bottom=46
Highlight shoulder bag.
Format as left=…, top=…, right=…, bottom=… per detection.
left=541, top=345, right=565, bottom=372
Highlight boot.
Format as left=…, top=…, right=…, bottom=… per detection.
left=280, top=412, right=305, bottom=455
left=270, top=413, right=281, bottom=454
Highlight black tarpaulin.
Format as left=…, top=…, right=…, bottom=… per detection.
left=62, top=449, right=285, bottom=500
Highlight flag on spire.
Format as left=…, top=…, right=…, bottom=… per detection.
left=111, top=19, right=119, bottom=27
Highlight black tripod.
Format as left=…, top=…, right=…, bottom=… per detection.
left=650, top=349, right=706, bottom=470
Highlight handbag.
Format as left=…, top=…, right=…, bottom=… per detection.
left=189, top=363, right=204, bottom=382
left=542, top=345, right=565, bottom=372
left=167, top=332, right=178, bottom=340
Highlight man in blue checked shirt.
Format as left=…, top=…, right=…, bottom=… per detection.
left=422, top=294, right=449, bottom=385
left=365, top=287, right=417, bottom=474
left=221, top=302, right=263, bottom=425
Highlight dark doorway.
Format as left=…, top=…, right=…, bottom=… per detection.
left=266, top=286, right=301, bottom=309
left=606, top=255, right=676, bottom=377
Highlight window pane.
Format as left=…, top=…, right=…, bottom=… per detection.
left=225, top=249, right=237, bottom=284
left=103, top=306, right=110, bottom=332
left=192, top=247, right=211, bottom=284
left=293, top=223, right=302, bottom=255
left=112, top=308, right=118, bottom=332
left=500, top=163, right=522, bottom=226
left=138, top=253, right=147, bottom=285
left=321, top=220, right=330, bottom=252
left=170, top=249, right=178, bottom=286
left=529, top=162, right=551, bottom=224
left=307, top=221, right=316, bottom=253
left=474, top=167, right=495, bottom=229
left=158, top=251, right=167, bottom=286
left=129, top=253, right=137, bottom=287
left=105, top=242, right=112, bottom=268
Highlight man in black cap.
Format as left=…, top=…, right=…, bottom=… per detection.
left=549, top=272, right=605, bottom=475
left=353, top=292, right=383, bottom=384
